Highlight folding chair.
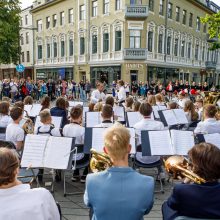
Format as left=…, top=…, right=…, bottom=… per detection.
left=63, top=144, right=90, bottom=197
left=133, top=144, right=164, bottom=194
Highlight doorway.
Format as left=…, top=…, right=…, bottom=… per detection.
left=130, top=70, right=138, bottom=83
left=80, top=71, right=86, bottom=82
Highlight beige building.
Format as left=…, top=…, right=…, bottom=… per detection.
left=31, top=0, right=220, bottom=86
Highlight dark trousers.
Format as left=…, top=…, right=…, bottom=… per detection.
left=73, top=154, right=90, bottom=176
left=162, top=202, right=178, bottom=220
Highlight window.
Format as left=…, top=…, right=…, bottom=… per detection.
left=53, top=42, right=57, bottom=57
left=26, top=32, right=29, bottom=44
left=115, top=30, right=122, bottom=51
left=69, top=39, right=73, bottom=56
left=189, top=13, right=193, bottom=27
left=203, top=24, right=207, bottom=33
left=130, top=0, right=142, bottom=4
left=202, top=46, right=205, bottom=61
left=158, top=33, right=163, bottom=53
left=116, top=0, right=121, bottom=10
left=196, top=17, right=200, bottom=31
left=37, top=19, right=42, bottom=32
left=176, top=7, right=180, bottom=22
left=92, top=1, right=98, bottom=17
left=182, top=10, right=186, bottom=25
left=53, top=14, right=57, bottom=27
left=20, top=17, right=23, bottom=27
left=38, top=45, right=43, bottom=59
left=181, top=41, right=185, bottom=57
left=130, top=30, right=141, bottom=49
left=21, top=52, right=25, bottom=62
left=159, top=0, right=164, bottom=15
left=60, top=12, right=65, bottom=26
left=168, top=3, right=172, bottom=19
left=195, top=44, right=199, bottom=60
left=103, top=0, right=109, bottom=14
left=149, top=0, right=154, bottom=12
left=47, top=44, right=50, bottom=58
left=61, top=41, right=65, bottom=57
left=25, top=15, right=28, bottom=25
left=187, top=42, right=191, bottom=59
left=46, top=16, right=50, bottom=29
left=148, top=31, right=153, bottom=52
left=92, top=35, right=97, bottom=54
left=69, top=9, right=74, bottom=23
left=27, top=51, right=30, bottom=62
left=80, top=37, right=85, bottom=55
left=103, top=33, right=109, bottom=52
left=20, top=34, right=24, bottom=45
left=174, top=38, right=179, bottom=56
left=80, top=5, right=85, bottom=20
left=167, top=36, right=171, bottom=55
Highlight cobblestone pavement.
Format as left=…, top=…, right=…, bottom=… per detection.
left=40, top=168, right=175, bottom=220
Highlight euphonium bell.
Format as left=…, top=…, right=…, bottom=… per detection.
left=90, top=148, right=113, bottom=173
left=164, top=155, right=206, bottom=184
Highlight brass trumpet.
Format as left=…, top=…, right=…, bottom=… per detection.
left=164, top=155, right=206, bottom=184
left=90, top=148, right=113, bottom=173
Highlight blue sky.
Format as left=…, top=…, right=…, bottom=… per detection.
left=20, top=0, right=220, bottom=9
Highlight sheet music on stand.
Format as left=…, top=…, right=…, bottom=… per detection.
left=68, top=101, right=83, bottom=107
left=141, top=130, right=195, bottom=156
left=203, top=133, right=220, bottom=149
left=86, top=112, right=101, bottom=127
left=90, top=127, right=136, bottom=154
left=34, top=116, right=62, bottom=131
left=21, top=134, right=75, bottom=170
left=152, top=105, right=167, bottom=119
left=113, top=106, right=125, bottom=122
left=159, top=109, right=188, bottom=126
left=126, top=112, right=154, bottom=127
left=24, top=104, right=42, bottom=117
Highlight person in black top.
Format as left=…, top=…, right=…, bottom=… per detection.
left=203, top=82, right=209, bottom=91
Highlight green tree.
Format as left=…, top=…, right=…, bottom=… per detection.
left=0, top=0, right=21, bottom=64
left=201, top=11, right=220, bottom=50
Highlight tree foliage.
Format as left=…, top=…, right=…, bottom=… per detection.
left=201, top=11, right=220, bottom=50
left=0, top=0, right=21, bottom=64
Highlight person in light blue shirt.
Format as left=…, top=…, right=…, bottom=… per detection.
left=84, top=124, right=154, bottom=220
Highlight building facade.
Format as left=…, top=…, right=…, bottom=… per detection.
left=31, top=0, right=220, bottom=86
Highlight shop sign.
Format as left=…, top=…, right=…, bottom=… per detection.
left=126, top=63, right=144, bottom=69
left=37, top=72, right=46, bottom=79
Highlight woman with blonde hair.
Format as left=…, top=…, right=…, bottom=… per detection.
left=147, top=95, right=156, bottom=106
left=184, top=100, right=198, bottom=123
left=155, top=93, right=165, bottom=106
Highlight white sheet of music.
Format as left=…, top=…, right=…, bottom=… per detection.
left=34, top=116, right=62, bottom=130
left=173, top=109, right=188, bottom=124
left=21, top=135, right=48, bottom=168
left=158, top=105, right=167, bottom=111
left=69, top=101, right=83, bottom=107
left=44, top=137, right=73, bottom=169
left=86, top=112, right=101, bottom=127
left=83, top=107, right=89, bottom=118
left=127, top=112, right=143, bottom=127
left=204, top=133, right=220, bottom=149
left=113, top=106, right=125, bottom=121
left=148, top=130, right=173, bottom=155
left=163, top=110, right=178, bottom=126
left=29, top=104, right=42, bottom=117
left=24, top=105, right=32, bottom=116
left=152, top=106, right=160, bottom=119
left=92, top=128, right=105, bottom=152
left=170, top=130, right=195, bottom=155
left=127, top=128, right=136, bottom=154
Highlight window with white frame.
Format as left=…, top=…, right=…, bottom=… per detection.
left=202, top=46, right=205, bottom=61
left=80, top=37, right=85, bottom=55
left=130, top=30, right=141, bottom=49
left=168, top=3, right=172, bottom=19
left=149, top=0, right=154, bottom=12
left=53, top=14, right=57, bottom=27
left=37, top=19, right=42, bottom=32
left=103, top=33, right=109, bottom=52
left=182, top=10, right=187, bottom=25
left=27, top=51, right=30, bottom=62
left=69, top=38, right=74, bottom=56
left=181, top=40, right=185, bottom=57
left=116, top=0, right=121, bottom=10
left=60, top=12, right=65, bottom=26
left=158, top=33, right=163, bottom=53
left=25, top=15, right=28, bottom=25
left=26, top=32, right=29, bottom=44
left=69, top=9, right=74, bottom=23
left=174, top=38, right=179, bottom=56
left=187, top=42, right=191, bottom=59
left=21, top=52, right=25, bottom=62
left=159, top=0, right=164, bottom=15
left=46, top=16, right=50, bottom=29
left=167, top=36, right=171, bottom=55
left=47, top=43, right=50, bottom=58
left=20, top=34, right=24, bottom=45
left=103, top=0, right=109, bottom=14
left=148, top=31, right=153, bottom=52
left=53, top=42, right=57, bottom=57
left=196, top=17, right=200, bottom=31
left=176, top=6, right=180, bottom=22
left=92, top=1, right=98, bottom=17
left=80, top=5, right=85, bottom=20
left=189, top=13, right=193, bottom=27
left=195, top=43, right=199, bottom=60
left=38, top=45, right=43, bottom=59
left=61, top=40, right=65, bottom=57
left=115, top=30, right=122, bottom=51
left=92, top=34, right=98, bottom=54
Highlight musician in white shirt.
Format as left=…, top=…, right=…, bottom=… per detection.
left=195, top=98, right=203, bottom=120
left=194, top=104, right=220, bottom=134
left=95, top=104, right=114, bottom=128
left=0, top=101, right=11, bottom=127
left=117, top=80, right=126, bottom=104
left=134, top=103, right=165, bottom=179
left=91, top=83, right=106, bottom=104
left=178, top=92, right=189, bottom=108
left=0, top=148, right=60, bottom=220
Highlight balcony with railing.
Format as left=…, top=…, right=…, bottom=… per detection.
left=125, top=5, right=148, bottom=18
left=205, top=61, right=217, bottom=69
left=124, top=48, right=147, bottom=60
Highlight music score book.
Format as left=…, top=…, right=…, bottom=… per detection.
left=68, top=101, right=83, bottom=107
left=24, top=104, right=42, bottom=117
left=152, top=105, right=167, bottom=119
left=141, top=130, right=195, bottom=156
left=158, top=109, right=188, bottom=126
left=113, top=106, right=125, bottom=122
left=34, top=116, right=62, bottom=131
left=21, top=134, right=75, bottom=169
left=126, top=112, right=154, bottom=127
left=85, top=112, right=113, bottom=127
left=197, top=133, right=220, bottom=149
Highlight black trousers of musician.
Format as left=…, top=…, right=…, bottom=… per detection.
left=162, top=202, right=178, bottom=220
left=72, top=154, right=90, bottom=176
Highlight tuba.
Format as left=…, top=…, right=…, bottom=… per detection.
left=164, top=155, right=206, bottom=184
left=90, top=148, right=113, bottom=173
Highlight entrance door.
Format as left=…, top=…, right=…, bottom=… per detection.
left=80, top=71, right=86, bottom=82
left=130, top=70, right=138, bottom=83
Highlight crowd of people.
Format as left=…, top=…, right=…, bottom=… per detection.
left=0, top=78, right=219, bottom=220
